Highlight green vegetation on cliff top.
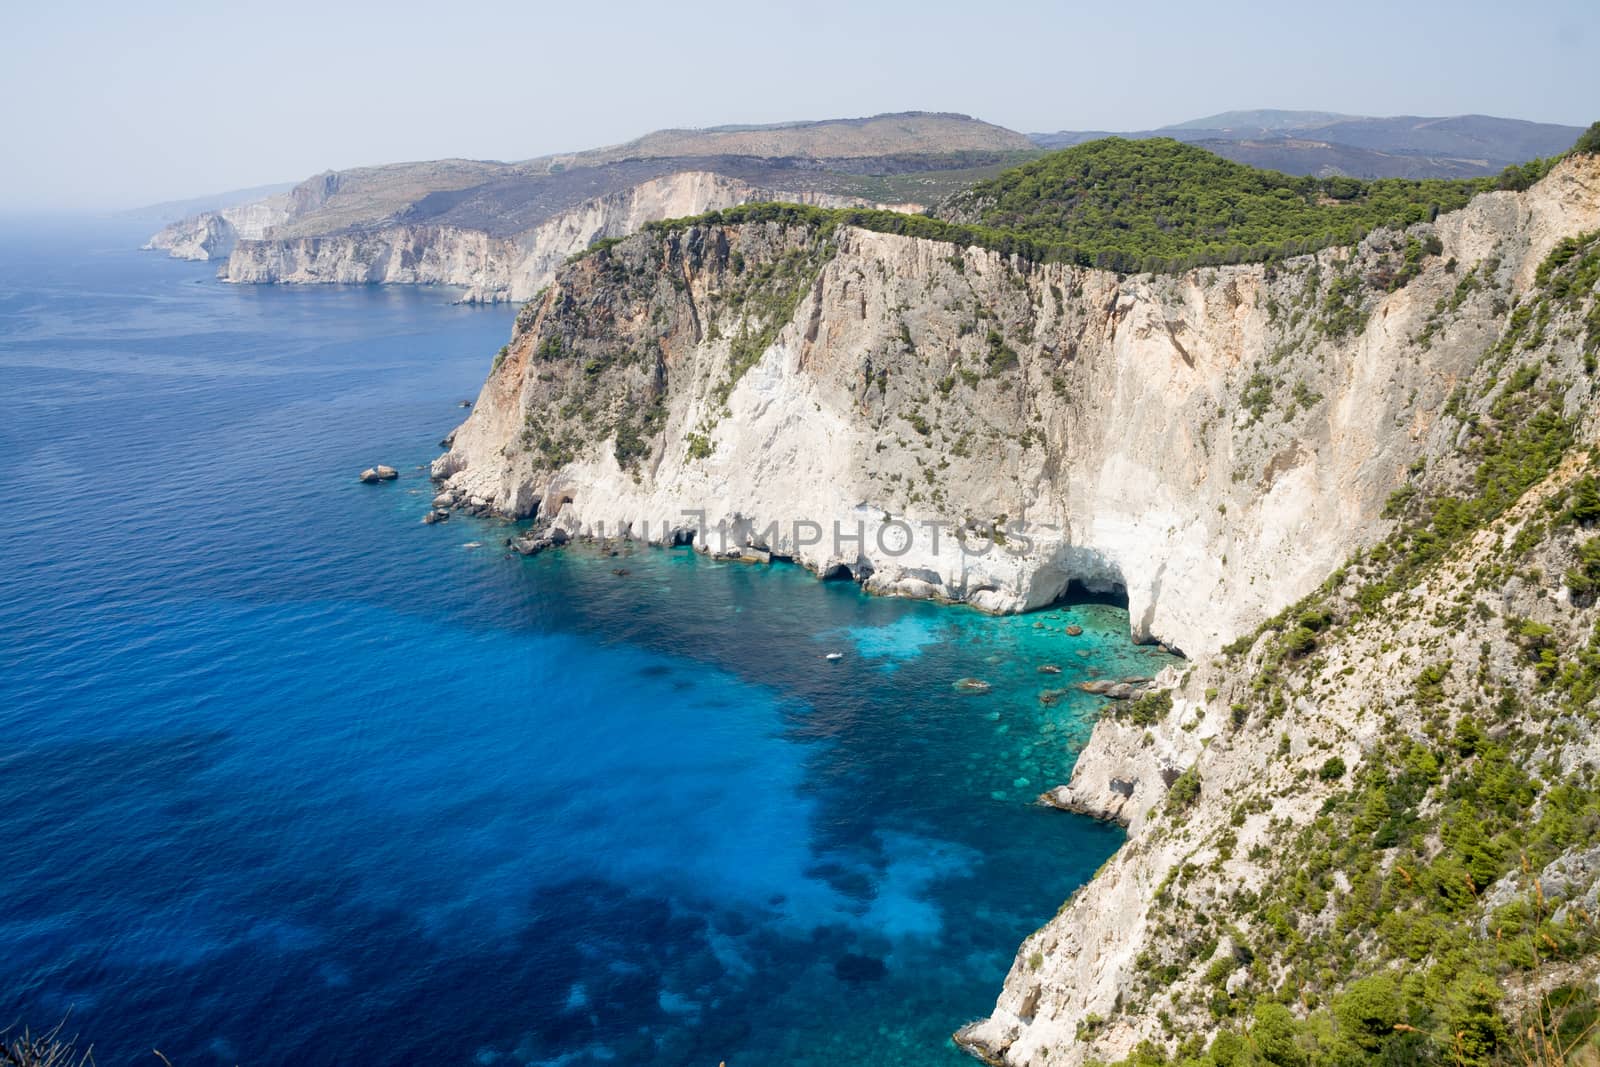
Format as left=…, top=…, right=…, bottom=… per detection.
left=638, top=128, right=1596, bottom=275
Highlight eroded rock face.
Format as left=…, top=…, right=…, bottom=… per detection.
left=142, top=196, right=293, bottom=260
left=434, top=157, right=1600, bottom=659
left=955, top=160, right=1600, bottom=1067
left=149, top=171, right=914, bottom=303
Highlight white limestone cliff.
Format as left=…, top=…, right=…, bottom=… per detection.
left=434, top=157, right=1599, bottom=659
left=148, top=170, right=919, bottom=303
left=142, top=195, right=293, bottom=260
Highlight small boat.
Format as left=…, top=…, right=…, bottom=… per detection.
left=825, top=651, right=844, bottom=661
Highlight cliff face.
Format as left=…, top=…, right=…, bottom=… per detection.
left=141, top=196, right=291, bottom=260
left=220, top=223, right=514, bottom=301
left=433, top=158, right=1599, bottom=658
left=955, top=188, right=1600, bottom=1064
left=163, top=171, right=914, bottom=303
left=437, top=157, right=1600, bottom=1063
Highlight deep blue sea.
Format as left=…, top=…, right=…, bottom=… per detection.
left=0, top=220, right=1173, bottom=1066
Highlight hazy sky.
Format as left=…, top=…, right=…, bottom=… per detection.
left=5, top=0, right=1597, bottom=211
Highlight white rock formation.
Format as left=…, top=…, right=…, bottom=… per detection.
left=148, top=170, right=919, bottom=303
left=434, top=157, right=1600, bottom=659
left=142, top=195, right=293, bottom=260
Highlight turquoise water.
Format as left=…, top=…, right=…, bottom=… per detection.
left=0, top=219, right=1176, bottom=1065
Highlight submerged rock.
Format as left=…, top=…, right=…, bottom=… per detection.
left=1037, top=664, right=1062, bottom=674
left=422, top=509, right=449, bottom=525
left=953, top=677, right=992, bottom=694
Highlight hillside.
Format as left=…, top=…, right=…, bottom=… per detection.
left=561, top=110, right=1034, bottom=163
left=938, top=137, right=1494, bottom=268
left=263, top=113, right=1034, bottom=240
left=648, top=136, right=1534, bottom=274
left=1032, top=110, right=1586, bottom=179
left=1163, top=109, right=1359, bottom=132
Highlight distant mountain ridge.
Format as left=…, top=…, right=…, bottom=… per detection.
left=1031, top=109, right=1585, bottom=179
left=559, top=111, right=1034, bottom=164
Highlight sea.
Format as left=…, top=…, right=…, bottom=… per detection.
left=0, top=218, right=1175, bottom=1066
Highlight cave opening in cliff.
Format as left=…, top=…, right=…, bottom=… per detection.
left=1051, top=578, right=1129, bottom=610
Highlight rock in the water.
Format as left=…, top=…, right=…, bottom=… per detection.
left=431, top=492, right=454, bottom=508
left=361, top=465, right=399, bottom=482
left=1038, top=688, right=1071, bottom=706
left=1037, top=664, right=1062, bottom=674
left=422, top=509, right=450, bottom=525
left=1065, top=624, right=1084, bottom=636
left=458, top=399, right=473, bottom=408
left=953, top=677, right=992, bottom=694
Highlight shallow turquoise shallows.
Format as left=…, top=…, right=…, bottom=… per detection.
left=0, top=219, right=1175, bottom=1066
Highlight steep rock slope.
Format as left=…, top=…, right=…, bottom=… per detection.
left=433, top=158, right=1599, bottom=663
left=958, top=182, right=1600, bottom=1065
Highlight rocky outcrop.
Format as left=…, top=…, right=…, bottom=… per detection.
left=433, top=157, right=1600, bottom=659
left=142, top=195, right=292, bottom=260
